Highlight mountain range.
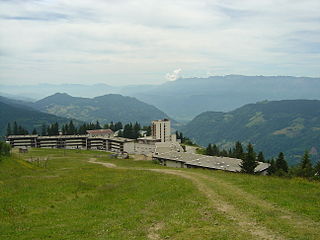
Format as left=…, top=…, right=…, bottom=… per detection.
left=0, top=97, right=74, bottom=136
left=1, top=75, right=320, bottom=121
left=30, top=93, right=169, bottom=126
left=0, top=93, right=170, bottom=136
left=180, top=99, right=320, bottom=165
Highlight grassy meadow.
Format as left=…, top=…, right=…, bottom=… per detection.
left=0, top=148, right=319, bottom=240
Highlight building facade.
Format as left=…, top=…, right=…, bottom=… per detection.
left=151, top=119, right=174, bottom=142
left=6, top=134, right=134, bottom=153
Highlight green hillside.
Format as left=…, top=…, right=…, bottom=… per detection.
left=1, top=148, right=319, bottom=239
left=32, top=93, right=171, bottom=125
left=181, top=100, right=320, bottom=165
left=0, top=99, right=77, bottom=137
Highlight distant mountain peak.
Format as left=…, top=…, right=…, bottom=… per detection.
left=32, top=92, right=171, bottom=125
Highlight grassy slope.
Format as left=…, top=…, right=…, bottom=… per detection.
left=1, top=149, right=319, bottom=240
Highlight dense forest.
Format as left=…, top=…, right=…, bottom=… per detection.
left=6, top=120, right=151, bottom=140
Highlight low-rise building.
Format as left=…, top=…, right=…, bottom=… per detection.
left=87, top=129, right=114, bottom=138
left=6, top=134, right=134, bottom=153
left=153, top=151, right=270, bottom=175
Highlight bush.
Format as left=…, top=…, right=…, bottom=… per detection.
left=0, top=141, right=11, bottom=157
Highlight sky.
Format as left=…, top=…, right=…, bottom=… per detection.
left=0, top=0, right=319, bottom=86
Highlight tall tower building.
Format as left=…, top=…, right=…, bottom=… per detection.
left=151, top=119, right=172, bottom=142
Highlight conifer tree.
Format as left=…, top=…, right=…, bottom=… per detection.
left=275, top=152, right=288, bottom=174
left=268, top=158, right=276, bottom=175
left=240, top=143, right=258, bottom=174
left=95, top=121, right=101, bottom=129
left=68, top=121, right=76, bottom=134
left=6, top=123, right=12, bottom=136
left=257, top=152, right=265, bottom=162
left=41, top=124, right=47, bottom=136
left=117, top=130, right=123, bottom=137
left=109, top=121, right=115, bottom=131
left=220, top=149, right=228, bottom=157
left=133, top=122, right=141, bottom=139
left=114, top=122, right=123, bottom=131
left=297, top=151, right=314, bottom=178
left=32, top=128, right=37, bottom=135
left=212, top=144, right=220, bottom=156
left=13, top=121, right=18, bottom=135
left=206, top=144, right=213, bottom=156
left=233, top=141, right=244, bottom=159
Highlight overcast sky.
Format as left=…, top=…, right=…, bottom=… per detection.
left=0, top=0, right=319, bottom=85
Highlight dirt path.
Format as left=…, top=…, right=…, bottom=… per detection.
left=88, top=159, right=286, bottom=240
left=193, top=173, right=320, bottom=230
left=88, top=158, right=117, bottom=168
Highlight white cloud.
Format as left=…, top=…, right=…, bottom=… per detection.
left=0, top=0, right=319, bottom=85
left=166, top=68, right=182, bottom=81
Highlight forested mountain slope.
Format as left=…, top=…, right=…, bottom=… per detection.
left=181, top=100, right=320, bottom=164
left=0, top=99, right=73, bottom=136
left=32, top=93, right=170, bottom=125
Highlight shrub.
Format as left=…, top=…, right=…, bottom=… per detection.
left=0, top=141, right=11, bottom=158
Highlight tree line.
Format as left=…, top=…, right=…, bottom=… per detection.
left=6, top=120, right=151, bottom=140
left=204, top=141, right=320, bottom=180
left=175, top=131, right=197, bottom=146
left=6, top=122, right=29, bottom=135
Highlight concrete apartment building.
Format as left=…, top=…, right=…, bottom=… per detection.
left=6, top=119, right=179, bottom=155
left=6, top=118, right=270, bottom=174
left=151, top=119, right=176, bottom=142
left=6, top=134, right=134, bottom=153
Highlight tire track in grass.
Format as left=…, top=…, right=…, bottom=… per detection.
left=191, top=172, right=320, bottom=239
left=88, top=159, right=286, bottom=240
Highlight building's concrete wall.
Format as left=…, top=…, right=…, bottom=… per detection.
left=259, top=169, right=269, bottom=176
left=123, top=142, right=135, bottom=153
left=152, top=120, right=171, bottom=142
left=134, top=143, right=156, bottom=154
left=164, top=159, right=184, bottom=168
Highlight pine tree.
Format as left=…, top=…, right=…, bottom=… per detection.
left=32, top=128, right=37, bottom=134
left=41, top=124, right=47, bottom=136
left=47, top=125, right=52, bottom=136
left=13, top=121, right=18, bottom=135
left=133, top=122, right=141, bottom=139
left=275, top=152, right=288, bottom=174
left=144, top=125, right=151, bottom=136
left=68, top=121, right=76, bottom=135
left=95, top=121, right=101, bottom=129
left=240, top=143, right=258, bottom=174
left=109, top=121, right=115, bottom=131
left=53, top=122, right=59, bottom=135
left=206, top=144, right=213, bottom=156
left=268, top=158, right=276, bottom=175
left=6, top=123, right=12, bottom=136
left=117, top=130, right=123, bottom=137
left=228, top=148, right=233, bottom=157
left=297, top=151, right=314, bottom=178
left=233, top=141, right=244, bottom=159
left=123, top=123, right=134, bottom=138
left=257, top=152, right=265, bottom=163
left=220, top=149, right=228, bottom=157
left=212, top=144, right=220, bottom=156
left=114, top=122, right=123, bottom=131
